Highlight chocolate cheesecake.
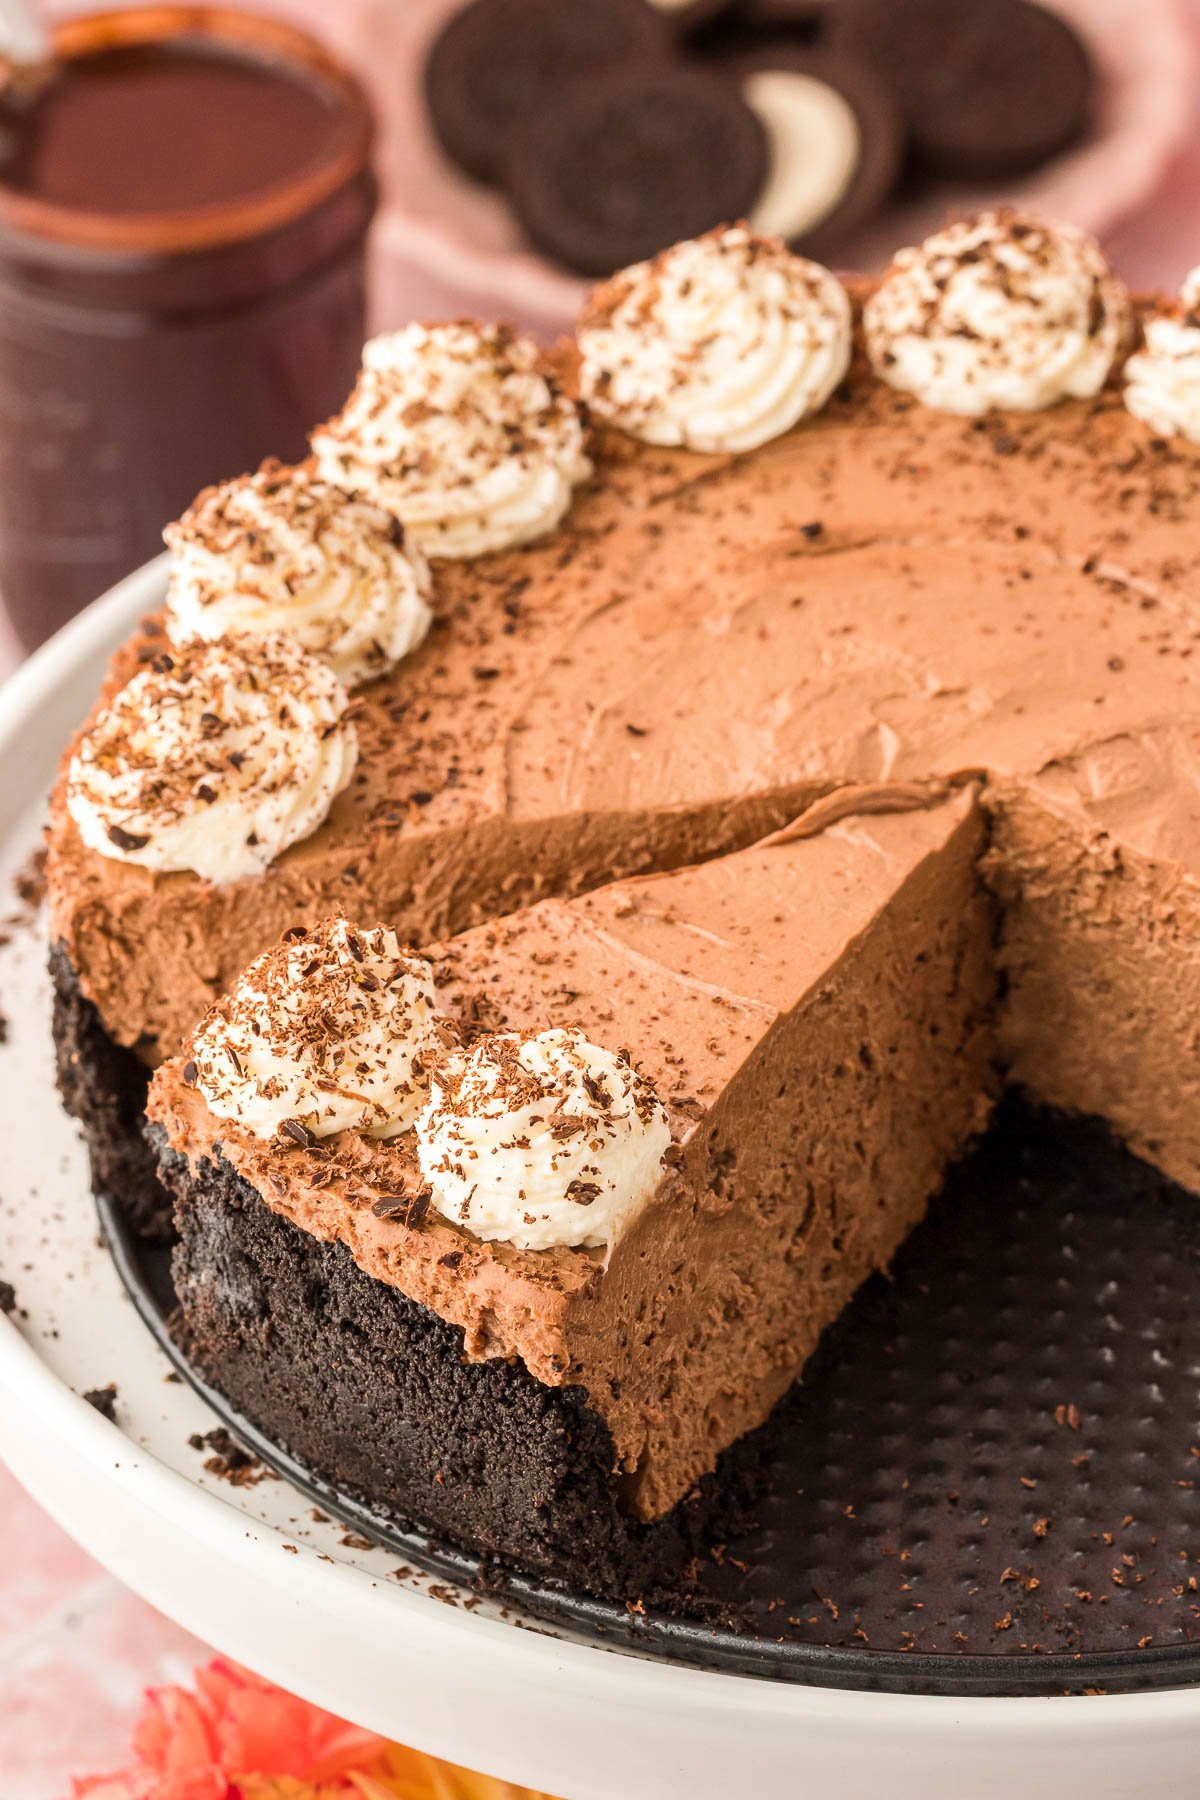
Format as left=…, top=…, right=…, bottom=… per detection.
left=46, top=217, right=1200, bottom=1595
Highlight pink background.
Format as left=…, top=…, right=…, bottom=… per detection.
left=5, top=1, right=1200, bottom=1791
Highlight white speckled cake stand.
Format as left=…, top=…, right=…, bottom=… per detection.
left=2, top=564, right=1200, bottom=1799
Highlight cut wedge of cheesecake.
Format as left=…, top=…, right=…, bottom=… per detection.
left=149, top=782, right=996, bottom=1578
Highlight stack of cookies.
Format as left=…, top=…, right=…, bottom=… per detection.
left=424, top=0, right=1095, bottom=273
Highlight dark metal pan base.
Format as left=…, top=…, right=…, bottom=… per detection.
left=99, top=1095, right=1200, bottom=1696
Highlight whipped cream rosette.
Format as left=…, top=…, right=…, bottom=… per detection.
left=415, top=1025, right=672, bottom=1251
left=311, top=321, right=591, bottom=558
left=165, top=461, right=433, bottom=690
left=66, top=634, right=357, bottom=884
left=1124, top=267, right=1200, bottom=447
left=864, top=211, right=1131, bottom=416
left=577, top=224, right=851, bottom=452
left=185, top=918, right=449, bottom=1141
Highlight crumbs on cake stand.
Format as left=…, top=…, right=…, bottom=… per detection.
left=187, top=1425, right=276, bottom=1488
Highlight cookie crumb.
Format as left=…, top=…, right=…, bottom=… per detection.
left=188, top=1425, right=274, bottom=1487
left=83, top=1383, right=118, bottom=1421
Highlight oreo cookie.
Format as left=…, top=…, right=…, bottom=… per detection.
left=424, top=0, right=669, bottom=183
left=721, top=46, right=901, bottom=253
left=833, top=0, right=1093, bottom=181
left=505, top=65, right=769, bottom=275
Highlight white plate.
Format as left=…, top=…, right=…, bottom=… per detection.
left=2, top=562, right=1200, bottom=1799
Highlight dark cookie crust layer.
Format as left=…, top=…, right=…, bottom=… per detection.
left=50, top=943, right=172, bottom=1241
left=156, top=1131, right=765, bottom=1597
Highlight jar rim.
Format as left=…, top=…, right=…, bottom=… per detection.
left=0, top=5, right=375, bottom=257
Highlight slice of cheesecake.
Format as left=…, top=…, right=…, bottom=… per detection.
left=148, top=783, right=996, bottom=1591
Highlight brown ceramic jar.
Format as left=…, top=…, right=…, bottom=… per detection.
left=0, top=6, right=376, bottom=650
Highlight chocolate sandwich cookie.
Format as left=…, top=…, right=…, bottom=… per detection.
left=721, top=46, right=901, bottom=253
left=505, top=64, right=769, bottom=275
left=424, top=0, right=669, bottom=183
left=833, top=0, right=1093, bottom=181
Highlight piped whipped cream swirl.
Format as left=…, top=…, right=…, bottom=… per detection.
left=864, top=211, right=1131, bottom=416
left=164, top=461, right=433, bottom=690
left=1124, top=268, right=1200, bottom=445
left=415, top=1026, right=672, bottom=1251
left=311, top=322, right=591, bottom=558
left=577, top=225, right=851, bottom=452
left=185, top=920, right=448, bottom=1141
left=66, top=635, right=357, bottom=884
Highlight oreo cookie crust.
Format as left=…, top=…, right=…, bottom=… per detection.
left=157, top=1131, right=767, bottom=1598
left=505, top=64, right=770, bottom=275
left=424, top=0, right=669, bottom=183
left=833, top=0, right=1093, bottom=181
left=51, top=943, right=172, bottom=1242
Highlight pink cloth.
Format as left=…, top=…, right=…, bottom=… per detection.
left=5, top=5, right=1200, bottom=1794
left=1108, top=113, right=1200, bottom=289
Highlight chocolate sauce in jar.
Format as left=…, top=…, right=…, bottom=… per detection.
left=0, top=9, right=376, bottom=650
